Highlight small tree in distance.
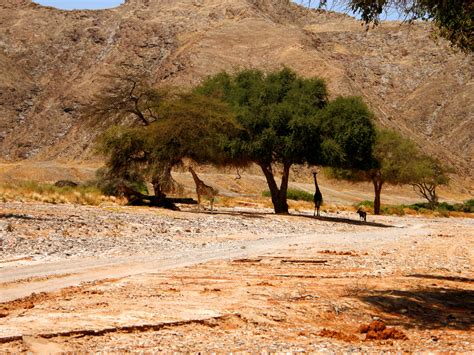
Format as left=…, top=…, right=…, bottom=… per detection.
left=328, top=129, right=451, bottom=214
left=411, top=157, right=450, bottom=209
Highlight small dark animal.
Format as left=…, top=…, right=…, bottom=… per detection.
left=357, top=208, right=367, bottom=222
left=54, top=180, right=78, bottom=188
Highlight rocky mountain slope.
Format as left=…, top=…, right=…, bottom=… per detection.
left=0, top=0, right=472, bottom=178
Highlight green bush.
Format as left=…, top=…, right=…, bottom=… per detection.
left=381, top=205, right=405, bottom=216
left=460, top=199, right=474, bottom=213
left=262, top=188, right=313, bottom=202
left=95, top=167, right=148, bottom=196
left=356, top=200, right=374, bottom=208
left=407, top=200, right=473, bottom=213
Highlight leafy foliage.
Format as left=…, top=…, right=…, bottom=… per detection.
left=197, top=68, right=330, bottom=166
left=262, top=188, right=314, bottom=202
left=197, top=68, right=376, bottom=213
left=319, top=97, right=376, bottom=170
left=96, top=92, right=241, bottom=198
left=149, top=92, right=242, bottom=167
left=410, top=156, right=451, bottom=208
left=328, top=129, right=419, bottom=181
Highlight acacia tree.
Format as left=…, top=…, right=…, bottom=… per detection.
left=97, top=92, right=241, bottom=203
left=329, top=129, right=451, bottom=214
left=87, top=63, right=163, bottom=126
left=197, top=68, right=376, bottom=214
left=411, top=156, right=450, bottom=208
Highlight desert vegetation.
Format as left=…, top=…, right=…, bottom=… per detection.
left=301, top=0, right=473, bottom=52
left=0, top=180, right=118, bottom=206
left=95, top=68, right=378, bottom=214
left=92, top=66, right=456, bottom=216
left=328, top=129, right=451, bottom=214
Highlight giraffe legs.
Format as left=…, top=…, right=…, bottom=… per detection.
left=197, top=193, right=203, bottom=210
left=314, top=202, right=321, bottom=217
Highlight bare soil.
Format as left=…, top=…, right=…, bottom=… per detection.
left=0, top=202, right=473, bottom=352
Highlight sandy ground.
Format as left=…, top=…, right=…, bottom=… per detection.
left=0, top=202, right=473, bottom=352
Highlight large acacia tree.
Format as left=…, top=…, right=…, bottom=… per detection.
left=197, top=68, right=376, bottom=214
left=97, top=92, right=241, bottom=202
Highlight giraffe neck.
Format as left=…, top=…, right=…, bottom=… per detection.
left=313, top=174, right=320, bottom=192
left=189, top=167, right=202, bottom=185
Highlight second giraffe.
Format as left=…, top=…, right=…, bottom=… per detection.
left=188, top=166, right=219, bottom=213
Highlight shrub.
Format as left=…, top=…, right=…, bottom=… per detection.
left=381, top=205, right=405, bottom=216
left=262, top=188, right=313, bottom=202
left=461, top=199, right=474, bottom=213
left=408, top=200, right=473, bottom=213
left=357, top=200, right=374, bottom=208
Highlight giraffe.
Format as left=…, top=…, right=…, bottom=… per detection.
left=188, top=166, right=218, bottom=212
left=313, top=171, right=323, bottom=217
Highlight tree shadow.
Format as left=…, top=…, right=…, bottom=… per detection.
left=359, top=287, right=474, bottom=330
left=0, top=213, right=47, bottom=221
left=296, top=214, right=394, bottom=228
left=183, top=209, right=268, bottom=219
left=407, top=274, right=474, bottom=284
left=182, top=209, right=395, bottom=227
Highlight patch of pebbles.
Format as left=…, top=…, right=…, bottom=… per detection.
left=0, top=202, right=340, bottom=262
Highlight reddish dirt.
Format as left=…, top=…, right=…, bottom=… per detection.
left=318, top=329, right=359, bottom=342
left=360, top=320, right=408, bottom=340
left=0, top=203, right=472, bottom=352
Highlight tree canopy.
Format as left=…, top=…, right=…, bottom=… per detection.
left=410, top=156, right=451, bottom=208
left=97, top=92, right=241, bottom=201
left=87, top=63, right=163, bottom=126
left=197, top=68, right=376, bottom=214
left=96, top=67, right=378, bottom=214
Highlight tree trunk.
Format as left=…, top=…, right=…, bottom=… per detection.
left=413, top=183, right=438, bottom=209
left=116, top=182, right=179, bottom=210
left=372, top=176, right=383, bottom=215
left=260, top=162, right=291, bottom=214
left=151, top=176, right=167, bottom=202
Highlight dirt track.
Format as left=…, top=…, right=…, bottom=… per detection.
left=0, top=202, right=473, bottom=352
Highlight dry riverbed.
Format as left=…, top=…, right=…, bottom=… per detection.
left=0, top=202, right=473, bottom=352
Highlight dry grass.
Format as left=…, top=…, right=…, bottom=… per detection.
left=0, top=181, right=121, bottom=206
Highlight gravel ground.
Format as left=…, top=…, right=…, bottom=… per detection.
left=0, top=202, right=472, bottom=353
left=0, top=202, right=382, bottom=262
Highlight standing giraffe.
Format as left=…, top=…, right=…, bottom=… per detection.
left=313, top=171, right=323, bottom=217
left=188, top=166, right=218, bottom=212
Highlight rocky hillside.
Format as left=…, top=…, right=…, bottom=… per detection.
left=0, top=0, right=472, bottom=177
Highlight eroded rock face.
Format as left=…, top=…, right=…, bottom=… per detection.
left=0, top=0, right=472, bottom=175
